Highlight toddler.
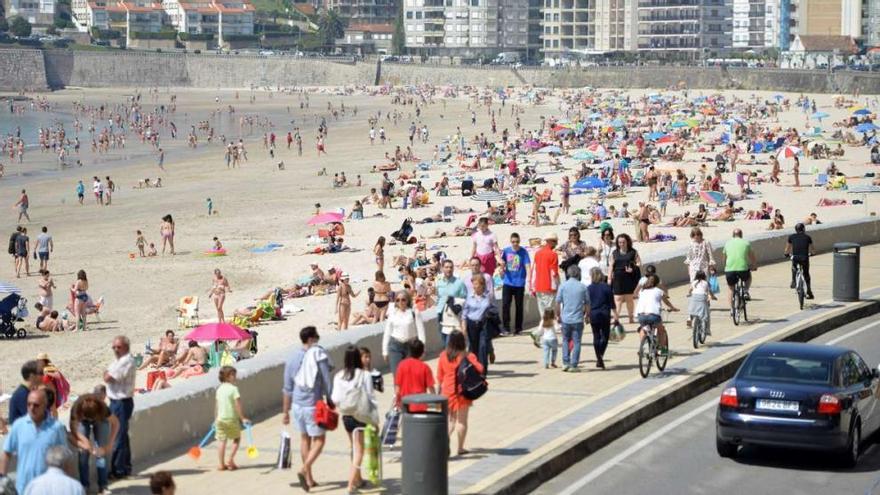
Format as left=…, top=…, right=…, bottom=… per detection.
left=658, top=187, right=668, bottom=217
left=539, top=309, right=558, bottom=369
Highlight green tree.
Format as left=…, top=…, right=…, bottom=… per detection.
left=0, top=18, right=8, bottom=33
left=10, top=16, right=32, bottom=37
left=393, top=4, right=404, bottom=55
left=317, top=9, right=344, bottom=47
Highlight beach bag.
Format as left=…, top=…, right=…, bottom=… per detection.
left=708, top=275, right=720, bottom=295
left=276, top=431, right=291, bottom=469
left=610, top=321, right=626, bottom=343
left=456, top=354, right=488, bottom=401
left=338, top=371, right=379, bottom=425
left=314, top=400, right=338, bottom=431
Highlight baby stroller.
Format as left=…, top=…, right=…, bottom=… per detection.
left=0, top=293, right=28, bottom=339
left=391, top=218, right=414, bottom=243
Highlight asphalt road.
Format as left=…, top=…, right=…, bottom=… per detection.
left=534, top=316, right=880, bottom=495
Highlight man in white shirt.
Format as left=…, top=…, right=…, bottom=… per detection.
left=23, top=446, right=84, bottom=495
left=103, top=335, right=135, bottom=480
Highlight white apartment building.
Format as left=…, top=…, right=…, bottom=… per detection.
left=163, top=0, right=254, bottom=41
left=731, top=0, right=779, bottom=48
left=865, top=0, right=880, bottom=46
left=5, top=0, right=55, bottom=26
left=541, top=0, right=636, bottom=56
left=403, top=0, right=531, bottom=58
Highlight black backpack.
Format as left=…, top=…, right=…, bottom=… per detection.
left=456, top=353, right=488, bottom=401
left=7, top=232, right=16, bottom=255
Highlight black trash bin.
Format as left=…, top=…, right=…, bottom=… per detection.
left=402, top=394, right=449, bottom=495
left=833, top=242, right=860, bottom=302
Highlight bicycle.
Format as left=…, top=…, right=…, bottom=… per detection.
left=787, top=254, right=810, bottom=310
left=691, top=313, right=708, bottom=349
left=731, top=277, right=748, bottom=326
left=638, top=320, right=668, bottom=378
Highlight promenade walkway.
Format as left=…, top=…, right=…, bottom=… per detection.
left=113, top=245, right=880, bottom=494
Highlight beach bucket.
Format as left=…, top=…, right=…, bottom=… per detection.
left=188, top=425, right=215, bottom=460
left=245, top=422, right=258, bottom=459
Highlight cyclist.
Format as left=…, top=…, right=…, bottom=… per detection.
left=784, top=222, right=815, bottom=299
left=635, top=274, right=669, bottom=355
left=722, top=228, right=757, bottom=316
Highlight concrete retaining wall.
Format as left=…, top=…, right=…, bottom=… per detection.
left=129, top=216, right=880, bottom=462
left=3, top=48, right=880, bottom=92
left=0, top=49, right=49, bottom=91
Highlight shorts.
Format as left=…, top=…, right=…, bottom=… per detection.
left=39, top=295, right=52, bottom=309
left=38, top=252, right=48, bottom=261
left=638, top=314, right=662, bottom=326
left=292, top=405, right=324, bottom=437
left=215, top=419, right=241, bottom=441
left=343, top=415, right=366, bottom=434
left=725, top=270, right=751, bottom=286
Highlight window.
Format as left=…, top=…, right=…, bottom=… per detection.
left=406, top=11, right=413, bottom=18
left=471, top=0, right=479, bottom=5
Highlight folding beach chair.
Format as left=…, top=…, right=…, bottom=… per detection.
left=177, top=296, right=200, bottom=328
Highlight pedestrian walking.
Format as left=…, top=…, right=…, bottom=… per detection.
left=382, top=291, right=426, bottom=378
left=500, top=233, right=530, bottom=335
left=281, top=326, right=334, bottom=492
left=532, top=233, right=560, bottom=315
left=436, top=260, right=466, bottom=346
left=538, top=309, right=558, bottom=368
left=556, top=265, right=590, bottom=372
left=215, top=366, right=249, bottom=471
left=103, top=335, right=136, bottom=480
left=331, top=346, right=377, bottom=494
left=609, top=233, right=640, bottom=324
left=461, top=274, right=493, bottom=372
left=684, top=227, right=714, bottom=283
left=436, top=331, right=483, bottom=457
left=587, top=268, right=615, bottom=369
left=471, top=218, right=500, bottom=276
left=34, top=226, right=53, bottom=272
left=14, top=189, right=30, bottom=222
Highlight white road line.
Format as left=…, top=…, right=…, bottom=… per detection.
left=557, top=399, right=717, bottom=495
left=559, top=318, right=880, bottom=494
left=825, top=320, right=880, bottom=346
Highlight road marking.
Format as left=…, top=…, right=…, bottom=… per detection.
left=557, top=399, right=717, bottom=495
left=559, top=318, right=880, bottom=494
left=825, top=320, right=880, bottom=346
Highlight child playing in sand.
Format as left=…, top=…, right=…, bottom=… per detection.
left=215, top=366, right=249, bottom=471
left=147, top=243, right=158, bottom=257
left=136, top=230, right=147, bottom=257
left=213, top=237, right=223, bottom=251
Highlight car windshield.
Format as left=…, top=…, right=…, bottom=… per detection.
left=740, top=355, right=832, bottom=385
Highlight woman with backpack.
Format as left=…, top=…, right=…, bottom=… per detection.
left=436, top=331, right=484, bottom=456
left=331, top=346, right=377, bottom=495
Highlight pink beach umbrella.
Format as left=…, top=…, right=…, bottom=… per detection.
left=307, top=212, right=345, bottom=225
left=184, top=322, right=250, bottom=342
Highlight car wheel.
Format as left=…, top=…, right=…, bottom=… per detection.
left=842, top=421, right=861, bottom=468
left=716, top=435, right=737, bottom=458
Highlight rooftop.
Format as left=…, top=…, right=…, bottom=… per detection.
left=793, top=35, right=858, bottom=53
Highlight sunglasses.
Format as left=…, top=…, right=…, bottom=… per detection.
left=395, top=298, right=407, bottom=302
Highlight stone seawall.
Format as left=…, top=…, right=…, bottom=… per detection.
left=3, top=48, right=880, bottom=93
left=0, top=49, right=48, bottom=91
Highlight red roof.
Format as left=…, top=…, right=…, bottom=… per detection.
left=347, top=23, right=393, bottom=33
left=292, top=3, right=315, bottom=16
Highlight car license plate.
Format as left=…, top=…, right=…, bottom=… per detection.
left=755, top=399, right=799, bottom=412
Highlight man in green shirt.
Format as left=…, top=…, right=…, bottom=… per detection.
left=722, top=229, right=757, bottom=314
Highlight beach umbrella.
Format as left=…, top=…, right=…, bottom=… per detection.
left=184, top=322, right=251, bottom=342
left=656, top=135, right=677, bottom=144
left=852, top=108, right=871, bottom=116
left=698, top=190, right=726, bottom=204
left=670, top=121, right=689, bottom=129
left=588, top=112, right=603, bottom=120
left=811, top=111, right=829, bottom=121
left=855, top=123, right=879, bottom=133
left=610, top=119, right=625, bottom=128
left=470, top=191, right=508, bottom=202
left=306, top=212, right=344, bottom=225
left=685, top=118, right=700, bottom=128
left=570, top=150, right=593, bottom=160
left=537, top=145, right=562, bottom=154
left=645, top=132, right=666, bottom=141
left=777, top=145, right=802, bottom=158
left=774, top=94, right=784, bottom=101
left=0, top=282, right=20, bottom=293
left=556, top=128, right=573, bottom=136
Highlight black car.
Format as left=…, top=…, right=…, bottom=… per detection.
left=716, top=342, right=880, bottom=466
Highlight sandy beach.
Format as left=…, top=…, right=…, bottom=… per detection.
left=0, top=85, right=877, bottom=399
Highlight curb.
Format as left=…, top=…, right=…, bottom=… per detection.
left=483, top=297, right=880, bottom=495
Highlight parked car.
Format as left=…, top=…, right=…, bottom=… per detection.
left=716, top=342, right=880, bottom=467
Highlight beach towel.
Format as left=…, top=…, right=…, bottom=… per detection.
left=816, top=198, right=848, bottom=207
left=649, top=233, right=677, bottom=242
left=250, top=243, right=284, bottom=253
left=294, top=346, right=330, bottom=391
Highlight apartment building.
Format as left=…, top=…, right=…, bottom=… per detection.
left=327, top=0, right=396, bottom=25
left=865, top=0, right=880, bottom=46
left=5, top=0, right=55, bottom=26
left=163, top=0, right=254, bottom=41
left=541, top=0, right=637, bottom=57
left=403, top=0, right=533, bottom=58
left=795, top=0, right=862, bottom=37
left=637, top=0, right=731, bottom=52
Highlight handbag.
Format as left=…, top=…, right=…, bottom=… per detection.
left=610, top=321, right=626, bottom=342
left=338, top=370, right=379, bottom=425
left=708, top=275, right=720, bottom=295
left=314, top=399, right=339, bottom=431
left=276, top=431, right=291, bottom=469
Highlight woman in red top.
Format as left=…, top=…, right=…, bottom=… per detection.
left=436, top=331, right=484, bottom=456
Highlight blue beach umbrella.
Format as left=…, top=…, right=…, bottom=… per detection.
left=853, top=109, right=871, bottom=116
left=811, top=111, right=829, bottom=120
left=855, top=123, right=879, bottom=133
left=645, top=132, right=667, bottom=141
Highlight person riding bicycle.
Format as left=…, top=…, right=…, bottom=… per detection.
left=784, top=222, right=815, bottom=299
left=722, top=228, right=757, bottom=316
left=687, top=270, right=716, bottom=336
left=634, top=264, right=678, bottom=312
left=635, top=274, right=669, bottom=355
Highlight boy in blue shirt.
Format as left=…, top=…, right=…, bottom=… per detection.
left=500, top=233, right=531, bottom=335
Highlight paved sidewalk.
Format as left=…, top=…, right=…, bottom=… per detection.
left=111, top=245, right=880, bottom=495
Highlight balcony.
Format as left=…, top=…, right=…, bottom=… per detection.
left=639, top=12, right=699, bottom=20
left=639, top=0, right=699, bottom=7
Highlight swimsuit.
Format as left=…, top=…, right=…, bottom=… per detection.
left=76, top=291, right=88, bottom=302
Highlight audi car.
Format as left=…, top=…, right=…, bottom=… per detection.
left=716, top=342, right=880, bottom=466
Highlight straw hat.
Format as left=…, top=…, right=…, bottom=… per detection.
left=36, top=352, right=50, bottom=361
left=544, top=233, right=558, bottom=242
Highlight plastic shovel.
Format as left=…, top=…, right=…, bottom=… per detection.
left=188, top=425, right=216, bottom=460
left=244, top=422, right=259, bottom=459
